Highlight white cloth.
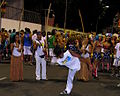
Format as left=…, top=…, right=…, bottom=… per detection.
left=12, top=43, right=21, bottom=57
left=49, top=48, right=57, bottom=64
left=113, top=58, right=120, bottom=67
left=65, top=69, right=77, bottom=94
left=49, top=48, right=55, bottom=57
left=35, top=56, right=46, bottom=79
left=24, top=46, right=32, bottom=55
left=57, top=50, right=80, bottom=71
left=35, top=38, right=46, bottom=79
left=41, top=36, right=46, bottom=48
left=32, top=34, right=37, bottom=41
left=35, top=39, right=45, bottom=57
left=81, top=45, right=90, bottom=58
left=51, top=57, right=57, bottom=64
left=115, top=43, right=120, bottom=58
left=42, top=36, right=46, bottom=41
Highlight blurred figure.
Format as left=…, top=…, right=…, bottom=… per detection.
left=102, top=34, right=112, bottom=72
left=78, top=38, right=92, bottom=81
left=48, top=29, right=57, bottom=65
left=0, top=31, right=2, bottom=61
left=10, top=29, right=16, bottom=44
left=3, top=30, right=9, bottom=59
left=23, top=28, right=33, bottom=65
left=112, top=37, right=120, bottom=77
left=32, top=30, right=37, bottom=41
left=92, top=34, right=103, bottom=78
left=10, top=34, right=23, bottom=81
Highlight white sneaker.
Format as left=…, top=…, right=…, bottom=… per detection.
left=36, top=77, right=40, bottom=80
left=60, top=90, right=69, bottom=95
left=117, top=83, right=120, bottom=87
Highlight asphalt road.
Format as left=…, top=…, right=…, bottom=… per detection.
left=0, top=64, right=120, bottom=96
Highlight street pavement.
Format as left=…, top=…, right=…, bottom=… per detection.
left=0, top=64, right=120, bottom=96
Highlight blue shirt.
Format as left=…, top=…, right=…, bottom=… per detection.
left=24, top=33, right=32, bottom=46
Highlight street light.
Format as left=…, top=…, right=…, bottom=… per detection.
left=105, top=5, right=109, bottom=8
left=96, top=5, right=109, bottom=33
left=103, top=5, right=109, bottom=9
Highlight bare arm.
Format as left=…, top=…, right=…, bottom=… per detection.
left=10, top=43, right=14, bottom=54
left=69, top=50, right=81, bottom=58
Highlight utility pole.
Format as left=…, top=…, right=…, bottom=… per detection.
left=0, top=0, right=5, bottom=31
left=64, top=0, right=67, bottom=33
left=45, top=3, right=52, bottom=57
left=0, top=0, right=2, bottom=31
left=78, top=9, right=85, bottom=33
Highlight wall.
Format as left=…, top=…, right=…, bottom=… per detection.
left=1, top=18, right=42, bottom=32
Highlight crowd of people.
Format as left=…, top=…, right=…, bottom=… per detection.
left=0, top=28, right=120, bottom=94
left=49, top=30, right=120, bottom=80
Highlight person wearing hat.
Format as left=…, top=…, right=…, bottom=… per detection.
left=33, top=32, right=47, bottom=80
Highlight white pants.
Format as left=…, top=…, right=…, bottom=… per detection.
left=24, top=46, right=32, bottom=55
left=35, top=56, right=46, bottom=79
left=65, top=69, right=77, bottom=94
left=49, top=48, right=55, bottom=57
left=49, top=48, right=57, bottom=64
left=113, top=58, right=120, bottom=67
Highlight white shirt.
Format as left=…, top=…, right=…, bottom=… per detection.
left=41, top=36, right=46, bottom=48
left=115, top=43, right=120, bottom=58
left=81, top=45, right=90, bottom=58
left=32, top=34, right=37, bottom=41
left=35, top=39, right=45, bottom=57
left=12, top=43, right=22, bottom=57
left=57, top=50, right=80, bottom=71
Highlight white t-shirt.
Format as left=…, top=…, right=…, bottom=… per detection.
left=81, top=45, right=90, bottom=58
left=32, top=34, right=37, bottom=41
left=41, top=36, right=46, bottom=47
left=12, top=43, right=22, bottom=57
left=115, top=43, right=120, bottom=58
left=57, top=50, right=80, bottom=71
left=35, top=39, right=45, bottom=57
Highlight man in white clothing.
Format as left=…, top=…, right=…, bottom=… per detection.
left=33, top=32, right=47, bottom=80
left=54, top=45, right=81, bottom=95
left=113, top=37, right=120, bottom=77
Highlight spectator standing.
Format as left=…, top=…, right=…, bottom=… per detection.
left=10, top=34, right=23, bottom=81
left=23, top=28, right=33, bottom=65
left=48, top=29, right=56, bottom=65
left=33, top=32, right=47, bottom=80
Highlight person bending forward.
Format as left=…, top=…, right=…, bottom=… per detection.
left=54, top=45, right=81, bottom=95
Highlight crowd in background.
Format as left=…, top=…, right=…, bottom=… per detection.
left=0, top=28, right=120, bottom=81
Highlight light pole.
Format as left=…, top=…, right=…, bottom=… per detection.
left=0, top=0, right=1, bottom=31
left=64, top=0, right=67, bottom=33
left=43, top=9, right=54, bottom=29
left=0, top=0, right=6, bottom=31
left=96, top=5, right=109, bottom=33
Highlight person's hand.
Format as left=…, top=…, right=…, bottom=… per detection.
left=16, top=43, right=19, bottom=48
left=21, top=55, right=23, bottom=61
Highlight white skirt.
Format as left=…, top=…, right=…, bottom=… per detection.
left=113, top=58, right=120, bottom=67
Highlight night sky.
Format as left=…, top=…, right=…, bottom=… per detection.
left=24, top=0, right=120, bottom=33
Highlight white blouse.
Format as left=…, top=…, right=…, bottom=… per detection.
left=12, top=43, right=22, bottom=57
